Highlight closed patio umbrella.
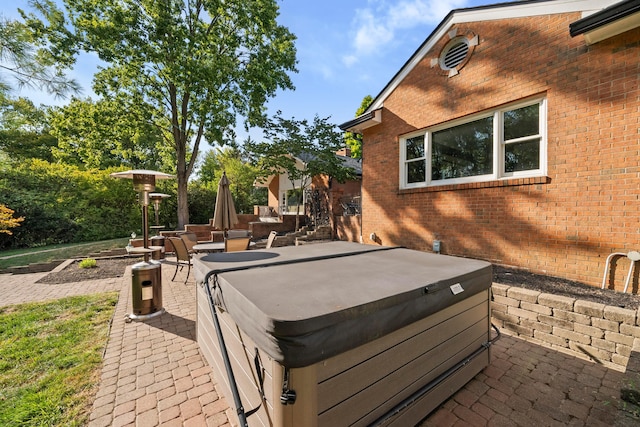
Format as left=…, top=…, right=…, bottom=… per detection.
left=213, top=172, right=239, bottom=231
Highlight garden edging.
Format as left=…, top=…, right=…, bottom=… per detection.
left=491, top=283, right=640, bottom=373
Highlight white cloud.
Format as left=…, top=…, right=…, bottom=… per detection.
left=352, top=8, right=394, bottom=55
left=342, top=54, right=358, bottom=68
left=346, top=0, right=470, bottom=65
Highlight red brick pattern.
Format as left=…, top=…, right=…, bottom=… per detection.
left=362, top=12, right=640, bottom=289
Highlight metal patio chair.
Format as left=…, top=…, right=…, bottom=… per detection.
left=601, top=250, right=640, bottom=293
left=265, top=231, right=277, bottom=249
left=167, top=237, right=192, bottom=283
left=179, top=232, right=199, bottom=254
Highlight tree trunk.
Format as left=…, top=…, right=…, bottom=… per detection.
left=177, top=168, right=189, bottom=230
left=174, top=122, right=190, bottom=229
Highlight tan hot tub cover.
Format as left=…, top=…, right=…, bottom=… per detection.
left=194, top=242, right=492, bottom=368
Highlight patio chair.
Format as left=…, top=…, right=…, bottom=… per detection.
left=601, top=250, right=640, bottom=293
left=225, top=236, right=251, bottom=252
left=226, top=229, right=251, bottom=239
left=180, top=232, right=199, bottom=254
left=167, top=237, right=191, bottom=283
left=265, top=230, right=277, bottom=249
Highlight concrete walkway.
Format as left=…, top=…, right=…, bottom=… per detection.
left=0, top=259, right=631, bottom=426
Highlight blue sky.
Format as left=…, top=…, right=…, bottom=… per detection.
left=2, top=0, right=489, bottom=138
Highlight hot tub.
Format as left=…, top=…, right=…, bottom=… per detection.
left=194, top=242, right=494, bottom=427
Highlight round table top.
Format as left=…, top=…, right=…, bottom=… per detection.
left=192, top=242, right=225, bottom=253
left=193, top=241, right=255, bottom=253
left=127, top=247, right=155, bottom=254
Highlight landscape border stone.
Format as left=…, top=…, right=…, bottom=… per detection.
left=492, top=283, right=640, bottom=372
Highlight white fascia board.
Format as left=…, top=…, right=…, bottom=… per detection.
left=367, top=0, right=621, bottom=113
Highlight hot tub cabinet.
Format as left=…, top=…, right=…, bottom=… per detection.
left=194, top=242, right=494, bottom=426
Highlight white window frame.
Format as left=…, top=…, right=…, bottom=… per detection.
left=399, top=97, right=547, bottom=189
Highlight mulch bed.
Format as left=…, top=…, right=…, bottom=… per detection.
left=36, top=257, right=142, bottom=285
left=493, top=265, right=640, bottom=310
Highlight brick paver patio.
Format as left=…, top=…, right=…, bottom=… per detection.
left=0, top=255, right=633, bottom=426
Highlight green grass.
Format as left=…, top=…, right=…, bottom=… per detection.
left=0, top=238, right=129, bottom=270
left=0, top=293, right=118, bottom=427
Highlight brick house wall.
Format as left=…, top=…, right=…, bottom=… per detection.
left=312, top=174, right=362, bottom=241
left=267, top=177, right=279, bottom=209
left=360, top=12, right=640, bottom=290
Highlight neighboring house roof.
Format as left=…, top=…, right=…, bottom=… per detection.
left=569, top=0, right=640, bottom=43
left=296, top=151, right=362, bottom=177
left=337, top=155, right=363, bottom=177
left=339, top=0, right=622, bottom=132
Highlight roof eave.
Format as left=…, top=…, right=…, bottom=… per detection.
left=570, top=0, right=640, bottom=44
left=339, top=109, right=382, bottom=133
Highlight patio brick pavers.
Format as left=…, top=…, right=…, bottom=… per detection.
left=0, top=257, right=634, bottom=426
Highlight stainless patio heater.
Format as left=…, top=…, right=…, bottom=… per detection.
left=149, top=192, right=171, bottom=229
left=149, top=192, right=171, bottom=260
left=111, top=170, right=174, bottom=322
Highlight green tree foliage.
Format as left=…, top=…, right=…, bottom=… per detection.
left=246, top=112, right=354, bottom=229
left=22, top=0, right=297, bottom=229
left=185, top=182, right=216, bottom=225
left=0, top=96, right=56, bottom=162
left=0, top=160, right=140, bottom=249
left=344, top=95, right=372, bottom=159
left=197, top=146, right=267, bottom=215
left=48, top=97, right=170, bottom=170
left=0, top=17, right=78, bottom=98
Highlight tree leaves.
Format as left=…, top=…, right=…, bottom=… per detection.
left=246, top=113, right=355, bottom=228
left=23, top=0, right=298, bottom=227
left=0, top=16, right=79, bottom=98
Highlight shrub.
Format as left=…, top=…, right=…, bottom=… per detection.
left=78, top=258, right=97, bottom=269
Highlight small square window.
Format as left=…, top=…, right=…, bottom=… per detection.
left=505, top=139, right=541, bottom=173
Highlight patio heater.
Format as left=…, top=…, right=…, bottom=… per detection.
left=149, top=193, right=171, bottom=259
left=149, top=192, right=171, bottom=230
left=111, top=170, right=174, bottom=322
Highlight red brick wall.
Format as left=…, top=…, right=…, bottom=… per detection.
left=335, top=215, right=361, bottom=242
left=362, top=13, right=640, bottom=290
left=311, top=174, right=361, bottom=240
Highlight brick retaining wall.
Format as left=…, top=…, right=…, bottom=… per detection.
left=492, top=283, right=640, bottom=372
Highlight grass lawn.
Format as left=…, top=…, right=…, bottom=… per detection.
left=0, top=238, right=129, bottom=270
left=0, top=293, right=118, bottom=426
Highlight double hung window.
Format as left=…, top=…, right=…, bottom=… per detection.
left=400, top=98, right=546, bottom=189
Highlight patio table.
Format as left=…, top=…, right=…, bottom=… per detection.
left=192, top=242, right=224, bottom=253
left=192, top=241, right=255, bottom=253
